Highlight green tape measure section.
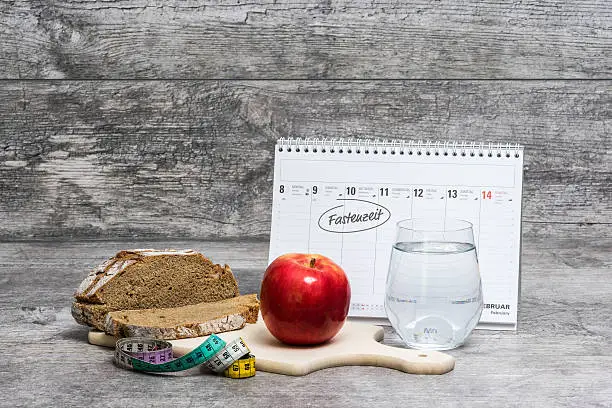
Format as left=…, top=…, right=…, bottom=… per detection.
left=132, top=334, right=224, bottom=372
left=123, top=334, right=225, bottom=372
left=203, top=337, right=251, bottom=373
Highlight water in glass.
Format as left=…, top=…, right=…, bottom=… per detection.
left=385, top=219, right=483, bottom=350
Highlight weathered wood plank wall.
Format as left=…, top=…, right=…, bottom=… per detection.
left=1, top=1, right=610, bottom=79
left=0, top=1, right=610, bottom=241
left=1, top=81, right=610, bottom=240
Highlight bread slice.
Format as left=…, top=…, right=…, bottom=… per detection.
left=72, top=249, right=240, bottom=329
left=104, top=294, right=260, bottom=339
left=72, top=302, right=112, bottom=331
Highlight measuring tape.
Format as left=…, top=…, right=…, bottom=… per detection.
left=202, top=337, right=250, bottom=372
left=114, top=335, right=255, bottom=378
left=224, top=354, right=256, bottom=379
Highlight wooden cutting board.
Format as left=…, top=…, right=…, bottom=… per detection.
left=89, top=319, right=455, bottom=376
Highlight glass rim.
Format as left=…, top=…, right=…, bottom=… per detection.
left=396, top=218, right=473, bottom=232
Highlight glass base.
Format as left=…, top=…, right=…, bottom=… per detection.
left=402, top=341, right=465, bottom=351
left=389, top=308, right=483, bottom=352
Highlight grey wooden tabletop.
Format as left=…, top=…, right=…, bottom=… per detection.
left=1, top=1, right=610, bottom=407
left=2, top=230, right=610, bottom=408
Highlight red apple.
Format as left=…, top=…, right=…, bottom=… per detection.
left=260, top=253, right=351, bottom=345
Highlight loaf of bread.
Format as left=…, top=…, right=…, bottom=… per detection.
left=105, top=294, right=260, bottom=339
left=72, top=249, right=242, bottom=332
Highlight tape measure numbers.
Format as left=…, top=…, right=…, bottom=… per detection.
left=224, top=354, right=256, bottom=379
left=114, top=338, right=173, bottom=369
left=203, top=337, right=251, bottom=373
left=114, top=335, right=255, bottom=377
left=115, top=334, right=225, bottom=372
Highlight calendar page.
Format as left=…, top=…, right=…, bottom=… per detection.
left=269, top=138, right=524, bottom=330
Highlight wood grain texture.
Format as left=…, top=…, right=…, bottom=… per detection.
left=1, top=236, right=610, bottom=407
left=1, top=1, right=610, bottom=79
left=0, top=80, right=610, bottom=240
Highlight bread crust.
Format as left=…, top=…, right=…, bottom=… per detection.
left=72, top=294, right=260, bottom=335
left=71, top=301, right=112, bottom=331
left=105, top=312, right=249, bottom=340
left=74, top=249, right=203, bottom=304
left=72, top=249, right=248, bottom=337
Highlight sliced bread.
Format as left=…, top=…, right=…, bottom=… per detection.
left=104, top=294, right=260, bottom=339
left=72, top=249, right=240, bottom=330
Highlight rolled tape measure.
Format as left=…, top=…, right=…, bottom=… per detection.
left=224, top=354, right=256, bottom=379
left=114, top=334, right=254, bottom=378
left=203, top=337, right=251, bottom=373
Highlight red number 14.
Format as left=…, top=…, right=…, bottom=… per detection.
left=482, top=190, right=492, bottom=199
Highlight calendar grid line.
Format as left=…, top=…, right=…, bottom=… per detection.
left=371, top=191, right=379, bottom=297
left=307, top=188, right=313, bottom=253
left=443, top=185, right=449, bottom=233
left=339, top=188, right=345, bottom=265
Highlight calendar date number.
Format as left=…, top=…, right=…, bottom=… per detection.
left=279, top=185, right=319, bottom=194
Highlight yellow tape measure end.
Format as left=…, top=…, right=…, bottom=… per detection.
left=223, top=354, right=256, bottom=379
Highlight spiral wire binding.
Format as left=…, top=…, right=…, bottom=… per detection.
left=277, top=138, right=523, bottom=158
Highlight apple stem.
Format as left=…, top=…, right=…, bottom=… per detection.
left=310, top=257, right=316, bottom=268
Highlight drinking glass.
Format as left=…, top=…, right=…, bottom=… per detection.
left=385, top=218, right=483, bottom=350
